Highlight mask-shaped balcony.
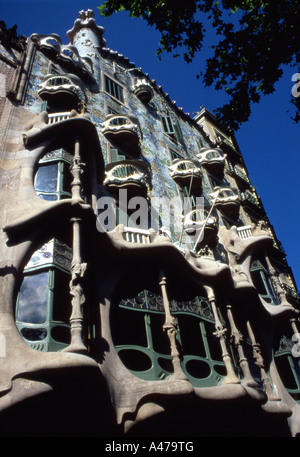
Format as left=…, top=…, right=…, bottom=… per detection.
left=183, top=208, right=218, bottom=247
left=33, top=34, right=62, bottom=56
left=197, top=147, right=226, bottom=179
left=104, top=159, right=152, bottom=199
left=168, top=159, right=202, bottom=192
left=38, top=74, right=86, bottom=112
left=210, top=186, right=240, bottom=219
left=31, top=34, right=94, bottom=83
left=132, top=77, right=154, bottom=104
left=100, top=114, right=142, bottom=158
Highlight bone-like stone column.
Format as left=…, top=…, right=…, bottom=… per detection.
left=246, top=320, right=280, bottom=401
left=64, top=138, right=87, bottom=353
left=159, top=274, right=187, bottom=380
left=226, top=304, right=258, bottom=388
left=204, top=285, right=239, bottom=384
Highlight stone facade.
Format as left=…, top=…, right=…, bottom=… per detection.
left=0, top=10, right=299, bottom=437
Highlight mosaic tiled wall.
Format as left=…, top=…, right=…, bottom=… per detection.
left=21, top=27, right=253, bottom=245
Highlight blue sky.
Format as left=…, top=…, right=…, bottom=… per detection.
left=1, top=0, right=299, bottom=289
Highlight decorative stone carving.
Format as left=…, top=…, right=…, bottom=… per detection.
left=218, top=224, right=272, bottom=291
left=66, top=9, right=106, bottom=48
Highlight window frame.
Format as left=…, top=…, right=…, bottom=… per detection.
left=169, top=147, right=184, bottom=162
left=160, top=113, right=183, bottom=144
left=103, top=73, right=126, bottom=105
left=34, top=149, right=73, bottom=201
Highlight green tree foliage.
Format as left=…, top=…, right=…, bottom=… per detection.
left=99, top=0, right=299, bottom=131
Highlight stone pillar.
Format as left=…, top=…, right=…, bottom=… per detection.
left=159, top=273, right=187, bottom=380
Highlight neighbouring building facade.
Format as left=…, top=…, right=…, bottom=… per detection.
left=0, top=10, right=300, bottom=437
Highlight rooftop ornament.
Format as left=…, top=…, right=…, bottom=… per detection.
left=66, top=9, right=106, bottom=48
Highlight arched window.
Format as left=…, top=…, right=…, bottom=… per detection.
left=16, top=239, right=72, bottom=352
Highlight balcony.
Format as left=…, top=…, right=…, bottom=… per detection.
left=233, top=164, right=250, bottom=184
left=132, top=77, right=154, bottom=104
left=122, top=226, right=152, bottom=244
left=281, top=283, right=300, bottom=303
left=38, top=74, right=86, bottom=111
left=214, top=133, right=240, bottom=157
left=108, top=225, right=172, bottom=246
left=169, top=159, right=202, bottom=191
left=31, top=33, right=94, bottom=83
left=211, top=186, right=240, bottom=219
left=104, top=159, right=152, bottom=199
left=100, top=114, right=143, bottom=158
left=47, top=112, right=72, bottom=125
left=197, top=147, right=226, bottom=179
left=236, top=225, right=253, bottom=240
left=240, top=189, right=262, bottom=208
left=183, top=208, right=218, bottom=246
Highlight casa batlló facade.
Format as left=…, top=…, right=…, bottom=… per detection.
left=0, top=10, right=300, bottom=437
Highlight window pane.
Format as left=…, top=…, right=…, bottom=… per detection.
left=105, top=76, right=124, bottom=102
left=17, top=271, right=49, bottom=324
left=35, top=163, right=58, bottom=192
left=38, top=194, right=58, bottom=201
left=21, top=327, right=47, bottom=341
